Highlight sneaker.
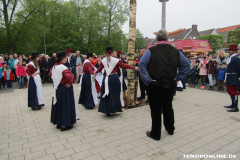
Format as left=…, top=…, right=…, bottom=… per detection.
left=201, top=86, right=205, bottom=90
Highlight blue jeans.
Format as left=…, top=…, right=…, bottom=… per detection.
left=7, top=80, right=12, bottom=88
left=18, top=76, right=24, bottom=87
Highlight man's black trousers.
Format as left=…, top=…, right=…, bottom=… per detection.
left=148, top=84, right=175, bottom=140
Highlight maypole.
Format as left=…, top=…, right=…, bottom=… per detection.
left=127, top=0, right=137, bottom=106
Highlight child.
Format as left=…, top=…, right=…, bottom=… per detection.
left=0, top=68, right=2, bottom=90
left=206, top=55, right=216, bottom=90
left=22, top=60, right=27, bottom=86
left=4, top=66, right=14, bottom=89
left=218, top=62, right=227, bottom=92
left=189, top=60, right=197, bottom=88
left=76, top=63, right=83, bottom=83
left=0, top=62, right=7, bottom=89
left=16, top=61, right=26, bottom=89
left=198, top=56, right=208, bottom=90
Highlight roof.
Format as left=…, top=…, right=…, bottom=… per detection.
left=216, top=24, right=240, bottom=33
left=218, top=31, right=228, bottom=42
left=146, top=39, right=212, bottom=53
left=169, top=28, right=192, bottom=41
left=200, top=29, right=215, bottom=36
left=143, top=37, right=155, bottom=46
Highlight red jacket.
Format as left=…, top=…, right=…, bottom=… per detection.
left=92, top=58, right=98, bottom=66
left=16, top=65, right=26, bottom=77
left=4, top=71, right=14, bottom=81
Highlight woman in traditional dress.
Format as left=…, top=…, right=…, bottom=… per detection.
left=49, top=51, right=80, bottom=131
left=26, top=52, right=45, bottom=110
left=79, top=53, right=101, bottom=109
left=95, top=47, right=139, bottom=116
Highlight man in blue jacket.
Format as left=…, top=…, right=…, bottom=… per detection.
left=224, top=44, right=240, bottom=112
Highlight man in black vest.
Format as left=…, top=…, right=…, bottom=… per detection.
left=139, top=29, right=190, bottom=140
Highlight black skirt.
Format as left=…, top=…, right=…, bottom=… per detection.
left=28, top=77, right=44, bottom=108
left=51, top=84, right=76, bottom=126
left=98, top=74, right=122, bottom=114
left=79, top=74, right=95, bottom=108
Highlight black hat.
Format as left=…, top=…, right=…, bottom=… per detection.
left=106, top=46, right=113, bottom=52
left=87, top=52, right=93, bottom=58
left=56, top=51, right=67, bottom=59
left=2, top=62, right=6, bottom=65
left=221, top=62, right=226, bottom=65
left=31, top=51, right=39, bottom=58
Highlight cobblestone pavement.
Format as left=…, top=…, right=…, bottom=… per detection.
left=0, top=83, right=240, bottom=160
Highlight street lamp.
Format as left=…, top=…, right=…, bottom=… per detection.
left=159, top=0, right=169, bottom=30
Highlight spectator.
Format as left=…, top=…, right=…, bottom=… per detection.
left=51, top=53, right=57, bottom=65
left=217, top=62, right=227, bottom=92
left=0, top=66, right=2, bottom=90
left=189, top=59, right=197, bottom=88
left=14, top=55, right=22, bottom=69
left=41, top=55, right=53, bottom=83
left=16, top=61, right=26, bottom=89
left=0, top=57, right=3, bottom=67
left=206, top=55, right=217, bottom=90
left=91, top=54, right=98, bottom=66
left=8, top=55, right=16, bottom=80
left=0, top=62, right=7, bottom=88
left=4, top=53, right=9, bottom=62
left=22, top=54, right=27, bottom=61
left=27, top=55, right=31, bottom=63
left=215, top=50, right=229, bottom=86
left=4, top=66, right=14, bottom=89
left=75, top=50, right=84, bottom=67
left=198, top=56, right=207, bottom=90
left=76, top=63, right=83, bottom=83
left=13, top=53, right=18, bottom=60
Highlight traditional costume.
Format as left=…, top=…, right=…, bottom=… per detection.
left=26, top=52, right=45, bottom=110
left=95, top=47, right=135, bottom=116
left=95, top=63, right=104, bottom=87
left=224, top=44, right=240, bottom=112
left=79, top=53, right=101, bottom=109
left=50, top=51, right=80, bottom=131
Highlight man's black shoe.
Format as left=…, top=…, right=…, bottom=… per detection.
left=227, top=108, right=239, bottom=112
left=106, top=113, right=111, bottom=117
left=60, top=126, right=73, bottom=131
left=166, top=130, right=174, bottom=135
left=32, top=107, right=40, bottom=110
left=56, top=125, right=61, bottom=129
left=224, top=105, right=233, bottom=108
left=146, top=131, right=160, bottom=141
left=137, top=97, right=145, bottom=100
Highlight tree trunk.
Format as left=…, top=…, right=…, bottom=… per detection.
left=127, top=0, right=137, bottom=106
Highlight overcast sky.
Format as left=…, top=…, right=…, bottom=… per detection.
left=122, top=0, right=240, bottom=38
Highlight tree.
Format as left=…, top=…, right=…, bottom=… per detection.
left=135, top=28, right=146, bottom=53
left=0, top=0, right=45, bottom=55
left=197, top=35, right=223, bottom=54
left=127, top=0, right=136, bottom=106
left=226, top=30, right=240, bottom=48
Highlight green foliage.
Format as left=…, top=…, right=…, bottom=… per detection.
left=197, top=34, right=223, bottom=54
left=135, top=28, right=146, bottom=53
left=226, top=30, right=240, bottom=48
left=0, top=0, right=129, bottom=56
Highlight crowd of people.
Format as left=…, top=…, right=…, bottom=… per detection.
left=0, top=29, right=239, bottom=139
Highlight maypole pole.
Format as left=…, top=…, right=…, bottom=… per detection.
left=127, top=0, right=137, bottom=106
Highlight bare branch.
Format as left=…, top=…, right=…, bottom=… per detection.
left=7, top=0, right=11, bottom=6
left=13, top=2, right=43, bottom=42
left=9, top=0, right=18, bottom=26
left=0, top=9, right=3, bottom=12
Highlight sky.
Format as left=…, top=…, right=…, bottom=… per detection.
left=122, top=0, right=240, bottom=38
